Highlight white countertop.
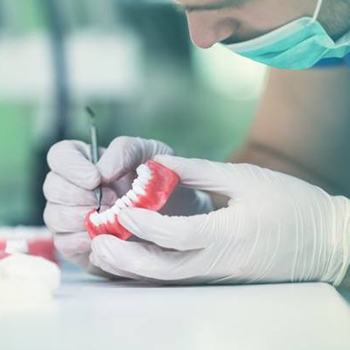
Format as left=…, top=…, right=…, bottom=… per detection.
left=1, top=267, right=350, bottom=350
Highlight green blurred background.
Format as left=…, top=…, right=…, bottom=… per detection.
left=0, top=0, right=266, bottom=226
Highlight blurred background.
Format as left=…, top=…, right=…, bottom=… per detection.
left=0, top=0, right=266, bottom=226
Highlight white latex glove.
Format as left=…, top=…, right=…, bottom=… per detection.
left=43, top=137, right=212, bottom=274
left=90, top=155, right=350, bottom=285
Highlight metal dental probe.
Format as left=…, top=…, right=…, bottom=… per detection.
left=86, top=106, right=102, bottom=212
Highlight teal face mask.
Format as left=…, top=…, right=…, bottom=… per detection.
left=224, top=0, right=350, bottom=70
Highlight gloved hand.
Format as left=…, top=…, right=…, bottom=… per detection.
left=90, top=155, right=350, bottom=285
left=43, top=137, right=212, bottom=274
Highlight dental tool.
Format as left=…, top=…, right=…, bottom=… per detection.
left=86, top=106, right=102, bottom=212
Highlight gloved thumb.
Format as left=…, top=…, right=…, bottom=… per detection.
left=97, top=137, right=174, bottom=184
left=154, top=155, right=260, bottom=197
left=118, top=207, right=211, bottom=251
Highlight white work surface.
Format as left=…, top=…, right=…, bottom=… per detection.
left=1, top=267, right=350, bottom=350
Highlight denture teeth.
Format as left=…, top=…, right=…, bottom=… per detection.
left=111, top=205, right=121, bottom=215
left=137, top=165, right=152, bottom=180
left=106, top=210, right=116, bottom=224
left=90, top=212, right=101, bottom=226
left=136, top=164, right=150, bottom=176
left=115, top=199, right=127, bottom=209
left=92, top=164, right=153, bottom=228
left=134, top=178, right=142, bottom=187
left=138, top=175, right=147, bottom=185
left=121, top=195, right=132, bottom=207
left=133, top=183, right=146, bottom=196
left=126, top=189, right=138, bottom=202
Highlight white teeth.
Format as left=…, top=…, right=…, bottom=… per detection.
left=111, top=205, right=121, bottom=216
left=126, top=189, right=138, bottom=202
left=138, top=176, right=147, bottom=185
left=133, top=178, right=142, bottom=188
left=136, top=164, right=151, bottom=177
left=107, top=210, right=116, bottom=223
left=115, top=199, right=127, bottom=209
left=91, top=164, right=153, bottom=227
left=136, top=164, right=152, bottom=184
left=133, top=183, right=146, bottom=196
left=90, top=212, right=101, bottom=226
left=121, top=195, right=132, bottom=207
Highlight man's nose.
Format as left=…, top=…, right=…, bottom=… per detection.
left=186, top=12, right=235, bottom=49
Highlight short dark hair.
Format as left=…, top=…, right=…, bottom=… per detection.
left=319, top=0, right=350, bottom=39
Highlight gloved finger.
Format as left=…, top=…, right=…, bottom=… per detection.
left=54, top=232, right=134, bottom=280
left=97, top=137, right=173, bottom=184
left=118, top=208, right=211, bottom=251
left=90, top=235, right=204, bottom=281
left=54, top=231, right=91, bottom=257
left=43, top=172, right=117, bottom=206
left=86, top=263, right=136, bottom=281
left=110, top=171, right=136, bottom=198
left=44, top=203, right=109, bottom=233
left=88, top=244, right=151, bottom=281
left=154, top=155, right=262, bottom=197
left=47, top=140, right=102, bottom=190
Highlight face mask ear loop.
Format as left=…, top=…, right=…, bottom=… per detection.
left=312, top=0, right=323, bottom=22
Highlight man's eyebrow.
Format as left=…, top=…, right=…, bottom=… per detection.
left=175, top=0, right=244, bottom=12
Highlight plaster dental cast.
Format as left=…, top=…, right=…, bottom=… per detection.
left=44, top=0, right=350, bottom=285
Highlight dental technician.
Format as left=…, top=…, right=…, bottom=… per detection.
left=44, top=0, right=350, bottom=286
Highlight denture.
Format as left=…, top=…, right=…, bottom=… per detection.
left=85, top=160, right=179, bottom=240
left=0, top=237, right=56, bottom=262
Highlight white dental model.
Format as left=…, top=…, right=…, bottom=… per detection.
left=0, top=254, right=61, bottom=309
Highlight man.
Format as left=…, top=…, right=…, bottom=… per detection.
left=44, top=0, right=350, bottom=286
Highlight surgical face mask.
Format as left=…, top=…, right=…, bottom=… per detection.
left=223, top=0, right=350, bottom=70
